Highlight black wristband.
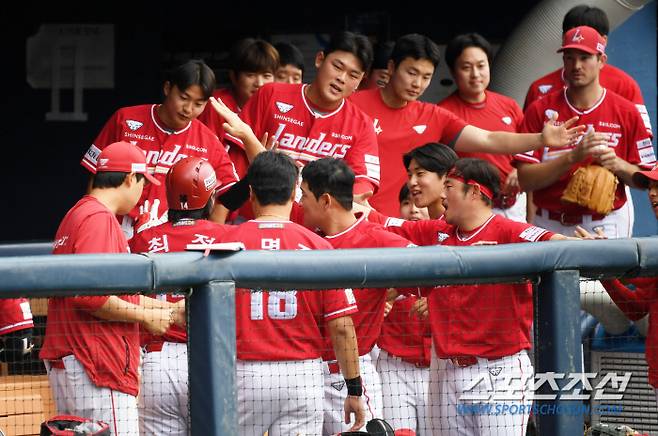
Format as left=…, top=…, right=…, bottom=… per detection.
left=345, top=376, right=363, bottom=396
left=218, top=177, right=250, bottom=211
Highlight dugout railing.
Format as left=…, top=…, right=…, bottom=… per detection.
left=0, top=238, right=656, bottom=435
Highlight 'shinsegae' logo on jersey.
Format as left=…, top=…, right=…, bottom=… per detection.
left=544, top=109, right=558, bottom=121
left=538, top=85, right=553, bottom=95
left=412, top=124, right=427, bottom=134
left=126, top=119, right=144, bottom=131
left=501, top=117, right=512, bottom=125
left=437, top=232, right=449, bottom=243
left=275, top=101, right=294, bottom=113
left=331, top=381, right=345, bottom=391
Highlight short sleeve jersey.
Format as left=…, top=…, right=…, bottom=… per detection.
left=239, top=83, right=380, bottom=195
left=81, top=104, right=239, bottom=221
left=129, top=219, right=232, bottom=344
left=220, top=219, right=358, bottom=361
left=39, top=196, right=141, bottom=396
left=350, top=88, right=467, bottom=216
left=0, top=298, right=34, bottom=336
left=516, top=88, right=655, bottom=214
left=438, top=90, right=523, bottom=182
left=322, top=215, right=413, bottom=360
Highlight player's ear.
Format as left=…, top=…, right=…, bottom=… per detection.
left=599, top=53, right=608, bottom=66
left=314, top=52, right=325, bottom=69
left=387, top=59, right=395, bottom=76
left=248, top=185, right=255, bottom=204
left=163, top=81, right=172, bottom=98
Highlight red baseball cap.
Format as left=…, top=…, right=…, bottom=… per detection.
left=96, top=141, right=160, bottom=185
left=558, top=25, right=606, bottom=55
left=632, top=165, right=658, bottom=188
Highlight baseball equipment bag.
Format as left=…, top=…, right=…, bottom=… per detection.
left=366, top=418, right=396, bottom=435
left=560, top=164, right=618, bottom=215
left=40, top=415, right=110, bottom=435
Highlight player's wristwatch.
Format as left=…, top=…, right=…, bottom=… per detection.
left=345, top=376, right=363, bottom=396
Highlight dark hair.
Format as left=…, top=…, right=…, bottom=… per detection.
left=248, top=151, right=298, bottom=206
left=92, top=172, right=144, bottom=189
left=450, top=158, right=500, bottom=206
left=403, top=143, right=458, bottom=177
left=166, top=59, right=216, bottom=100
left=390, top=34, right=441, bottom=68
left=563, top=5, right=609, bottom=36
left=398, top=183, right=411, bottom=204
left=445, top=33, right=493, bottom=72
left=324, top=31, right=373, bottom=72
left=168, top=197, right=214, bottom=223
left=301, top=158, right=354, bottom=211
left=274, top=42, right=304, bottom=73
left=371, top=40, right=395, bottom=70
left=230, top=38, right=280, bottom=74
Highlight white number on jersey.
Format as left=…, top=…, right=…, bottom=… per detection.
left=250, top=290, right=298, bottom=320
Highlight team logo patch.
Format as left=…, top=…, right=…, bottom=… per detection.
left=572, top=28, right=584, bottom=43
left=331, top=381, right=345, bottom=391
left=437, top=232, right=449, bottom=243
left=538, top=85, right=553, bottom=94
left=99, top=158, right=109, bottom=166
left=373, top=118, right=382, bottom=135
left=545, top=109, right=558, bottom=121
left=412, top=124, right=427, bottom=134
left=126, top=119, right=143, bottom=131
left=203, top=173, right=216, bottom=191
left=489, top=367, right=503, bottom=377
left=275, top=101, right=294, bottom=113
left=501, top=116, right=512, bottom=125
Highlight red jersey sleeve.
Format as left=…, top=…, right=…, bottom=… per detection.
left=602, top=278, right=655, bottom=320
left=523, top=82, right=541, bottom=112
left=323, top=288, right=358, bottom=322
left=435, top=106, right=469, bottom=146
left=514, top=104, right=544, bottom=164
left=206, top=134, right=240, bottom=194
left=623, top=106, right=655, bottom=169
left=81, top=110, right=123, bottom=173
left=381, top=217, right=450, bottom=247
left=346, top=118, right=380, bottom=194
left=507, top=221, right=554, bottom=243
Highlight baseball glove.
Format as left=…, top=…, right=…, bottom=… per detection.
left=560, top=165, right=618, bottom=215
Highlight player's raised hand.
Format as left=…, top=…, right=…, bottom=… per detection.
left=344, top=395, right=366, bottom=431
left=141, top=307, right=176, bottom=336
left=542, top=113, right=586, bottom=148
left=574, top=225, right=607, bottom=240
left=411, top=297, right=429, bottom=319
left=135, top=199, right=168, bottom=234
left=260, top=131, right=278, bottom=151
left=208, top=96, right=255, bottom=141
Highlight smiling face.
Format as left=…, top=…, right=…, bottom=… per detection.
left=453, top=46, right=490, bottom=101
left=160, top=83, right=207, bottom=131
left=649, top=180, right=658, bottom=219
left=310, top=50, right=365, bottom=109
left=406, top=158, right=445, bottom=210
left=388, top=57, right=435, bottom=103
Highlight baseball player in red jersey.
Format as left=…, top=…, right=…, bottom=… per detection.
left=298, top=157, right=414, bottom=434
left=399, top=184, right=429, bottom=222
left=227, top=31, right=380, bottom=200
left=524, top=5, right=653, bottom=135
left=40, top=141, right=184, bottom=436
left=600, top=166, right=658, bottom=402
left=438, top=33, right=527, bottom=223
left=350, top=33, right=586, bottom=217
left=517, top=26, right=655, bottom=237
left=0, top=298, right=34, bottom=364
left=197, top=39, right=279, bottom=180
left=81, top=60, right=238, bottom=238
left=274, top=42, right=305, bottom=85
left=129, top=157, right=229, bottom=436
left=219, top=151, right=366, bottom=435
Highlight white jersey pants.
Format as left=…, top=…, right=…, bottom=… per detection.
left=376, top=348, right=431, bottom=435
left=45, top=355, right=139, bottom=436
left=322, top=353, right=382, bottom=435
left=428, top=348, right=533, bottom=436
left=237, top=358, right=323, bottom=436
left=138, top=342, right=188, bottom=436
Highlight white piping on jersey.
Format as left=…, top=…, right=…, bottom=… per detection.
left=150, top=104, right=193, bottom=135
left=0, top=320, right=33, bottom=334
left=247, top=219, right=293, bottom=223
left=325, top=214, right=366, bottom=239
left=564, top=88, right=607, bottom=115
left=324, top=305, right=358, bottom=318
left=456, top=213, right=496, bottom=242
left=300, top=84, right=345, bottom=119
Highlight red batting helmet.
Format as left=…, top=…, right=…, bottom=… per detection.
left=166, top=157, right=218, bottom=210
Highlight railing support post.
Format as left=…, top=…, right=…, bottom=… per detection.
left=188, top=280, right=237, bottom=435
left=535, top=270, right=583, bottom=435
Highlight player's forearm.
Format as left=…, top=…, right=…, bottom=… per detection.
left=242, top=133, right=267, bottom=163
left=209, top=203, right=229, bottom=224
left=517, top=155, right=573, bottom=191
left=612, top=161, right=641, bottom=188
left=140, top=295, right=181, bottom=310
left=91, top=295, right=150, bottom=324
left=328, top=316, right=360, bottom=379
left=602, top=279, right=651, bottom=320
left=455, top=125, right=543, bottom=155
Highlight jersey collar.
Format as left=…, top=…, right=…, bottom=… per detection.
left=151, top=104, right=193, bottom=135
left=456, top=213, right=496, bottom=242
left=563, top=87, right=607, bottom=115
left=301, top=84, right=345, bottom=119
left=324, top=214, right=366, bottom=239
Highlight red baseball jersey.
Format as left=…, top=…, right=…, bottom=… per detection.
left=220, top=219, right=358, bottom=361
left=0, top=298, right=34, bottom=336
left=81, top=104, right=239, bottom=222
left=322, top=215, right=414, bottom=360
left=238, top=83, right=380, bottom=195
left=350, top=88, right=467, bottom=216
left=368, top=210, right=453, bottom=247
left=438, top=90, right=523, bottom=182
left=129, top=219, right=232, bottom=344
left=40, top=196, right=141, bottom=396
left=516, top=88, right=655, bottom=214
left=524, top=65, right=651, bottom=132
left=429, top=214, right=554, bottom=359
left=602, top=278, right=657, bottom=388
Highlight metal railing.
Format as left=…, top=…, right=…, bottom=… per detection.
left=1, top=238, right=656, bottom=435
